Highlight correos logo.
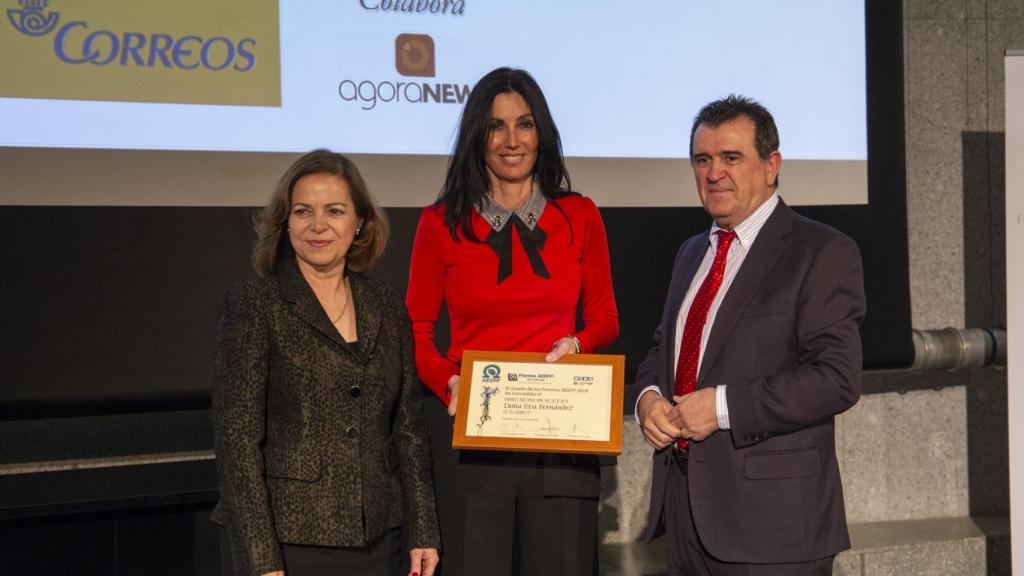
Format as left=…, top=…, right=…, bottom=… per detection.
left=53, top=22, right=256, bottom=71
left=1, top=0, right=280, bottom=106
left=7, top=0, right=256, bottom=71
left=6, top=0, right=58, bottom=35
left=338, top=33, right=472, bottom=111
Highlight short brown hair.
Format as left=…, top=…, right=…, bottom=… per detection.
left=252, top=149, right=389, bottom=277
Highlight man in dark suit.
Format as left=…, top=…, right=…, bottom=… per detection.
left=634, top=95, right=865, bottom=575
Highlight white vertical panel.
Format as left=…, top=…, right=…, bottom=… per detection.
left=1006, top=49, right=1024, bottom=576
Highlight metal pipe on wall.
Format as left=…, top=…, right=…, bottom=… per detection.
left=910, top=328, right=1006, bottom=371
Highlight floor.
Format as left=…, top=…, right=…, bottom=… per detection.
left=598, top=538, right=668, bottom=576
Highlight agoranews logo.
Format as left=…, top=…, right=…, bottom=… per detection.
left=6, top=0, right=257, bottom=72
left=395, top=33, right=433, bottom=77
left=338, top=32, right=471, bottom=110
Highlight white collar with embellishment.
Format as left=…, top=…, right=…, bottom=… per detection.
left=479, top=186, right=548, bottom=232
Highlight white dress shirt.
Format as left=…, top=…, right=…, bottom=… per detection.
left=636, top=193, right=780, bottom=429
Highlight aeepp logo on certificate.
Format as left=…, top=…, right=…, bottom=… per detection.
left=481, top=364, right=501, bottom=383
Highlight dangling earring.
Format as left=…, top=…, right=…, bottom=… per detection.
left=355, top=225, right=362, bottom=238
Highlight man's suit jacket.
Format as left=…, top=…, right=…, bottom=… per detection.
left=210, top=258, right=440, bottom=576
left=635, top=200, right=865, bottom=564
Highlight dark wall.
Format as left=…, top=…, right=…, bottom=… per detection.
left=962, top=131, right=1009, bottom=522
left=0, top=202, right=912, bottom=418
left=1, top=504, right=220, bottom=576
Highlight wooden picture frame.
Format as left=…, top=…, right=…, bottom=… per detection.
left=452, top=350, right=625, bottom=455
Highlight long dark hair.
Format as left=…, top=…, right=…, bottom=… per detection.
left=436, top=67, right=574, bottom=242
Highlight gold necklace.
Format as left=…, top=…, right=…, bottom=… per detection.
left=330, top=277, right=350, bottom=324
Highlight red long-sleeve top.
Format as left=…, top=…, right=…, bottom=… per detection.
left=406, top=194, right=620, bottom=404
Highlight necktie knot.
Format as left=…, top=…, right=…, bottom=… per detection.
left=715, top=230, right=737, bottom=254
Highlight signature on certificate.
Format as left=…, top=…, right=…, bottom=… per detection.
left=537, top=419, right=559, bottom=435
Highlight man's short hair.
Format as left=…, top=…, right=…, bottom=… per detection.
left=689, top=95, right=780, bottom=161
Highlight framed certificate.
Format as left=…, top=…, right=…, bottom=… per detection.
left=452, top=350, right=625, bottom=455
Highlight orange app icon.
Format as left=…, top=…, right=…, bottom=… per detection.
left=395, top=33, right=435, bottom=77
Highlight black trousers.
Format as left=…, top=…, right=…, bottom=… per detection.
left=426, top=395, right=598, bottom=576
left=664, top=463, right=834, bottom=576
left=220, top=527, right=404, bottom=576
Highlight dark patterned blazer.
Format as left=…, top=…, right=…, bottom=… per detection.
left=210, top=258, right=439, bottom=576
left=634, top=201, right=865, bottom=563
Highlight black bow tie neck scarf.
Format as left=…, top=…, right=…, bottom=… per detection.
left=484, top=213, right=550, bottom=284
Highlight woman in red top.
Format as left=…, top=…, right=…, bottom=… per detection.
left=406, top=67, right=619, bottom=575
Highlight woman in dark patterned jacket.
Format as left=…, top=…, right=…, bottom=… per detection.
left=211, top=149, right=440, bottom=576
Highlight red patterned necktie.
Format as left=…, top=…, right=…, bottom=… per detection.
left=674, top=230, right=736, bottom=450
